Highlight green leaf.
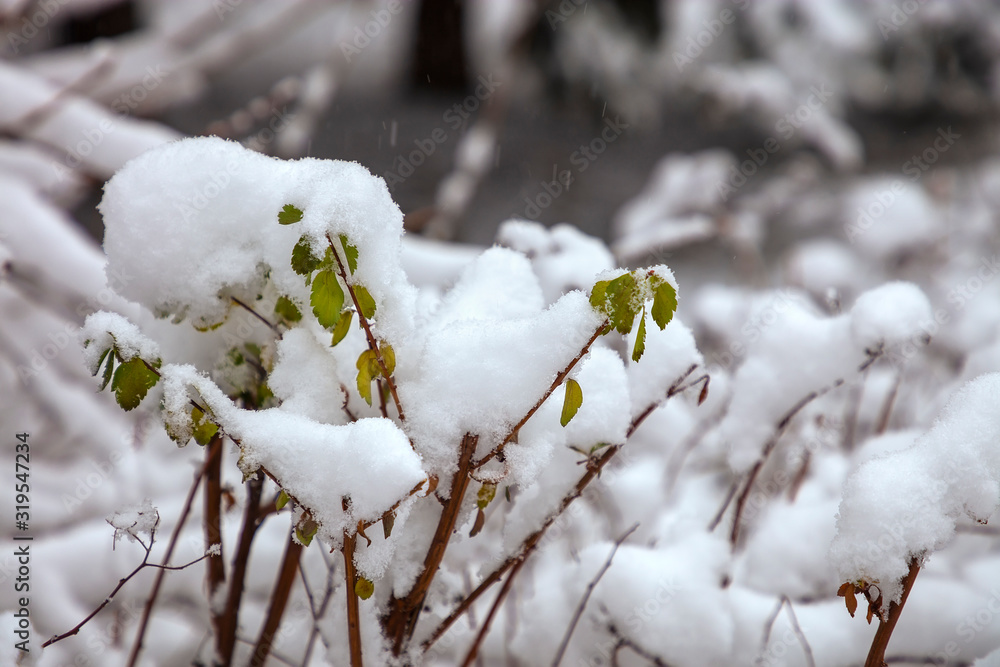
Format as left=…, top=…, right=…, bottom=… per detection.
left=191, top=406, right=219, bottom=446
left=278, top=204, right=303, bottom=225
left=477, top=483, right=497, bottom=510
left=92, top=347, right=110, bottom=377
left=560, top=378, right=583, bottom=427
left=111, top=357, right=160, bottom=411
left=291, top=236, right=321, bottom=276
left=331, top=310, right=353, bottom=346
left=650, top=279, right=678, bottom=330
left=276, top=490, right=290, bottom=511
left=380, top=342, right=395, bottom=376
left=311, top=270, right=344, bottom=330
left=339, top=234, right=359, bottom=275
left=632, top=306, right=647, bottom=362
left=355, top=577, right=374, bottom=600
left=99, top=349, right=115, bottom=391
left=354, top=285, right=377, bottom=320
left=605, top=272, right=639, bottom=334
left=227, top=347, right=245, bottom=366
left=296, top=521, right=318, bottom=546
left=356, top=349, right=378, bottom=406
left=590, top=280, right=610, bottom=310
left=274, top=295, right=302, bottom=323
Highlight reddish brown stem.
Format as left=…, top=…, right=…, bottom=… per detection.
left=343, top=519, right=364, bottom=667
left=327, top=233, right=406, bottom=422
left=205, top=434, right=226, bottom=644
left=249, top=535, right=303, bottom=667
left=385, top=433, right=479, bottom=654
left=459, top=556, right=527, bottom=667
left=424, top=365, right=702, bottom=652
left=865, top=558, right=921, bottom=667
left=217, top=476, right=265, bottom=665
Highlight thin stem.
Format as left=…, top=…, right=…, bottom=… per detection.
left=552, top=524, right=638, bottom=667
left=424, top=366, right=702, bottom=651
left=343, top=513, right=364, bottom=667
left=249, top=535, right=303, bottom=667
left=218, top=475, right=265, bottom=665
left=474, top=322, right=607, bottom=469
left=46, top=535, right=209, bottom=648
left=865, top=558, right=921, bottom=667
left=326, top=233, right=406, bottom=422
left=205, top=434, right=226, bottom=648
left=459, top=556, right=526, bottom=667
left=126, top=445, right=220, bottom=667
left=231, top=296, right=281, bottom=335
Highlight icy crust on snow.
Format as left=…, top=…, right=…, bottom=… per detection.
left=99, top=136, right=416, bottom=339
left=80, top=310, right=161, bottom=372
left=722, top=282, right=931, bottom=474
left=830, top=373, right=1000, bottom=607
left=161, top=364, right=425, bottom=545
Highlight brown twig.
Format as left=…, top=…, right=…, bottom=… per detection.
left=385, top=433, right=479, bottom=654
left=249, top=535, right=303, bottom=667
left=759, top=596, right=815, bottom=667
left=230, top=296, right=282, bottom=335
left=343, top=498, right=364, bottom=667
left=45, top=532, right=210, bottom=648
left=424, top=365, right=702, bottom=652
left=874, top=372, right=902, bottom=436
left=459, top=555, right=527, bottom=667
left=217, top=475, right=266, bottom=665
left=865, top=558, right=921, bottom=667
left=551, top=523, right=639, bottom=666
left=728, top=352, right=882, bottom=545
left=126, top=445, right=220, bottom=667
left=327, top=233, right=406, bottom=422
left=474, top=322, right=608, bottom=469
left=205, top=434, right=227, bottom=645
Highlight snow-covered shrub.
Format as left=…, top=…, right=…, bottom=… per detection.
left=72, top=136, right=693, bottom=665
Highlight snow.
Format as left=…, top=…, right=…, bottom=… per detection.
left=80, top=311, right=161, bottom=373
left=830, top=373, right=1000, bottom=607
left=160, top=363, right=425, bottom=547
left=107, top=498, right=159, bottom=548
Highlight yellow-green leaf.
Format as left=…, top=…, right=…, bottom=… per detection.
left=274, top=295, right=302, bottom=323
left=380, top=342, right=395, bottom=376
left=560, top=378, right=583, bottom=427
left=311, top=270, right=344, bottom=330
left=99, top=349, right=115, bottom=391
left=278, top=204, right=303, bottom=225
left=590, top=280, right=610, bottom=310
left=111, top=357, right=160, bottom=411
left=650, top=279, right=677, bottom=330
left=356, top=349, right=377, bottom=406
left=355, top=577, right=374, bottom=600
left=477, top=483, right=497, bottom=510
left=276, top=490, right=290, bottom=511
left=191, top=406, right=219, bottom=446
left=296, top=518, right=318, bottom=546
left=355, top=285, right=377, bottom=320
left=339, top=234, right=359, bottom=274
left=605, top=272, right=639, bottom=334
left=331, top=310, right=353, bottom=346
left=632, top=306, right=647, bottom=362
